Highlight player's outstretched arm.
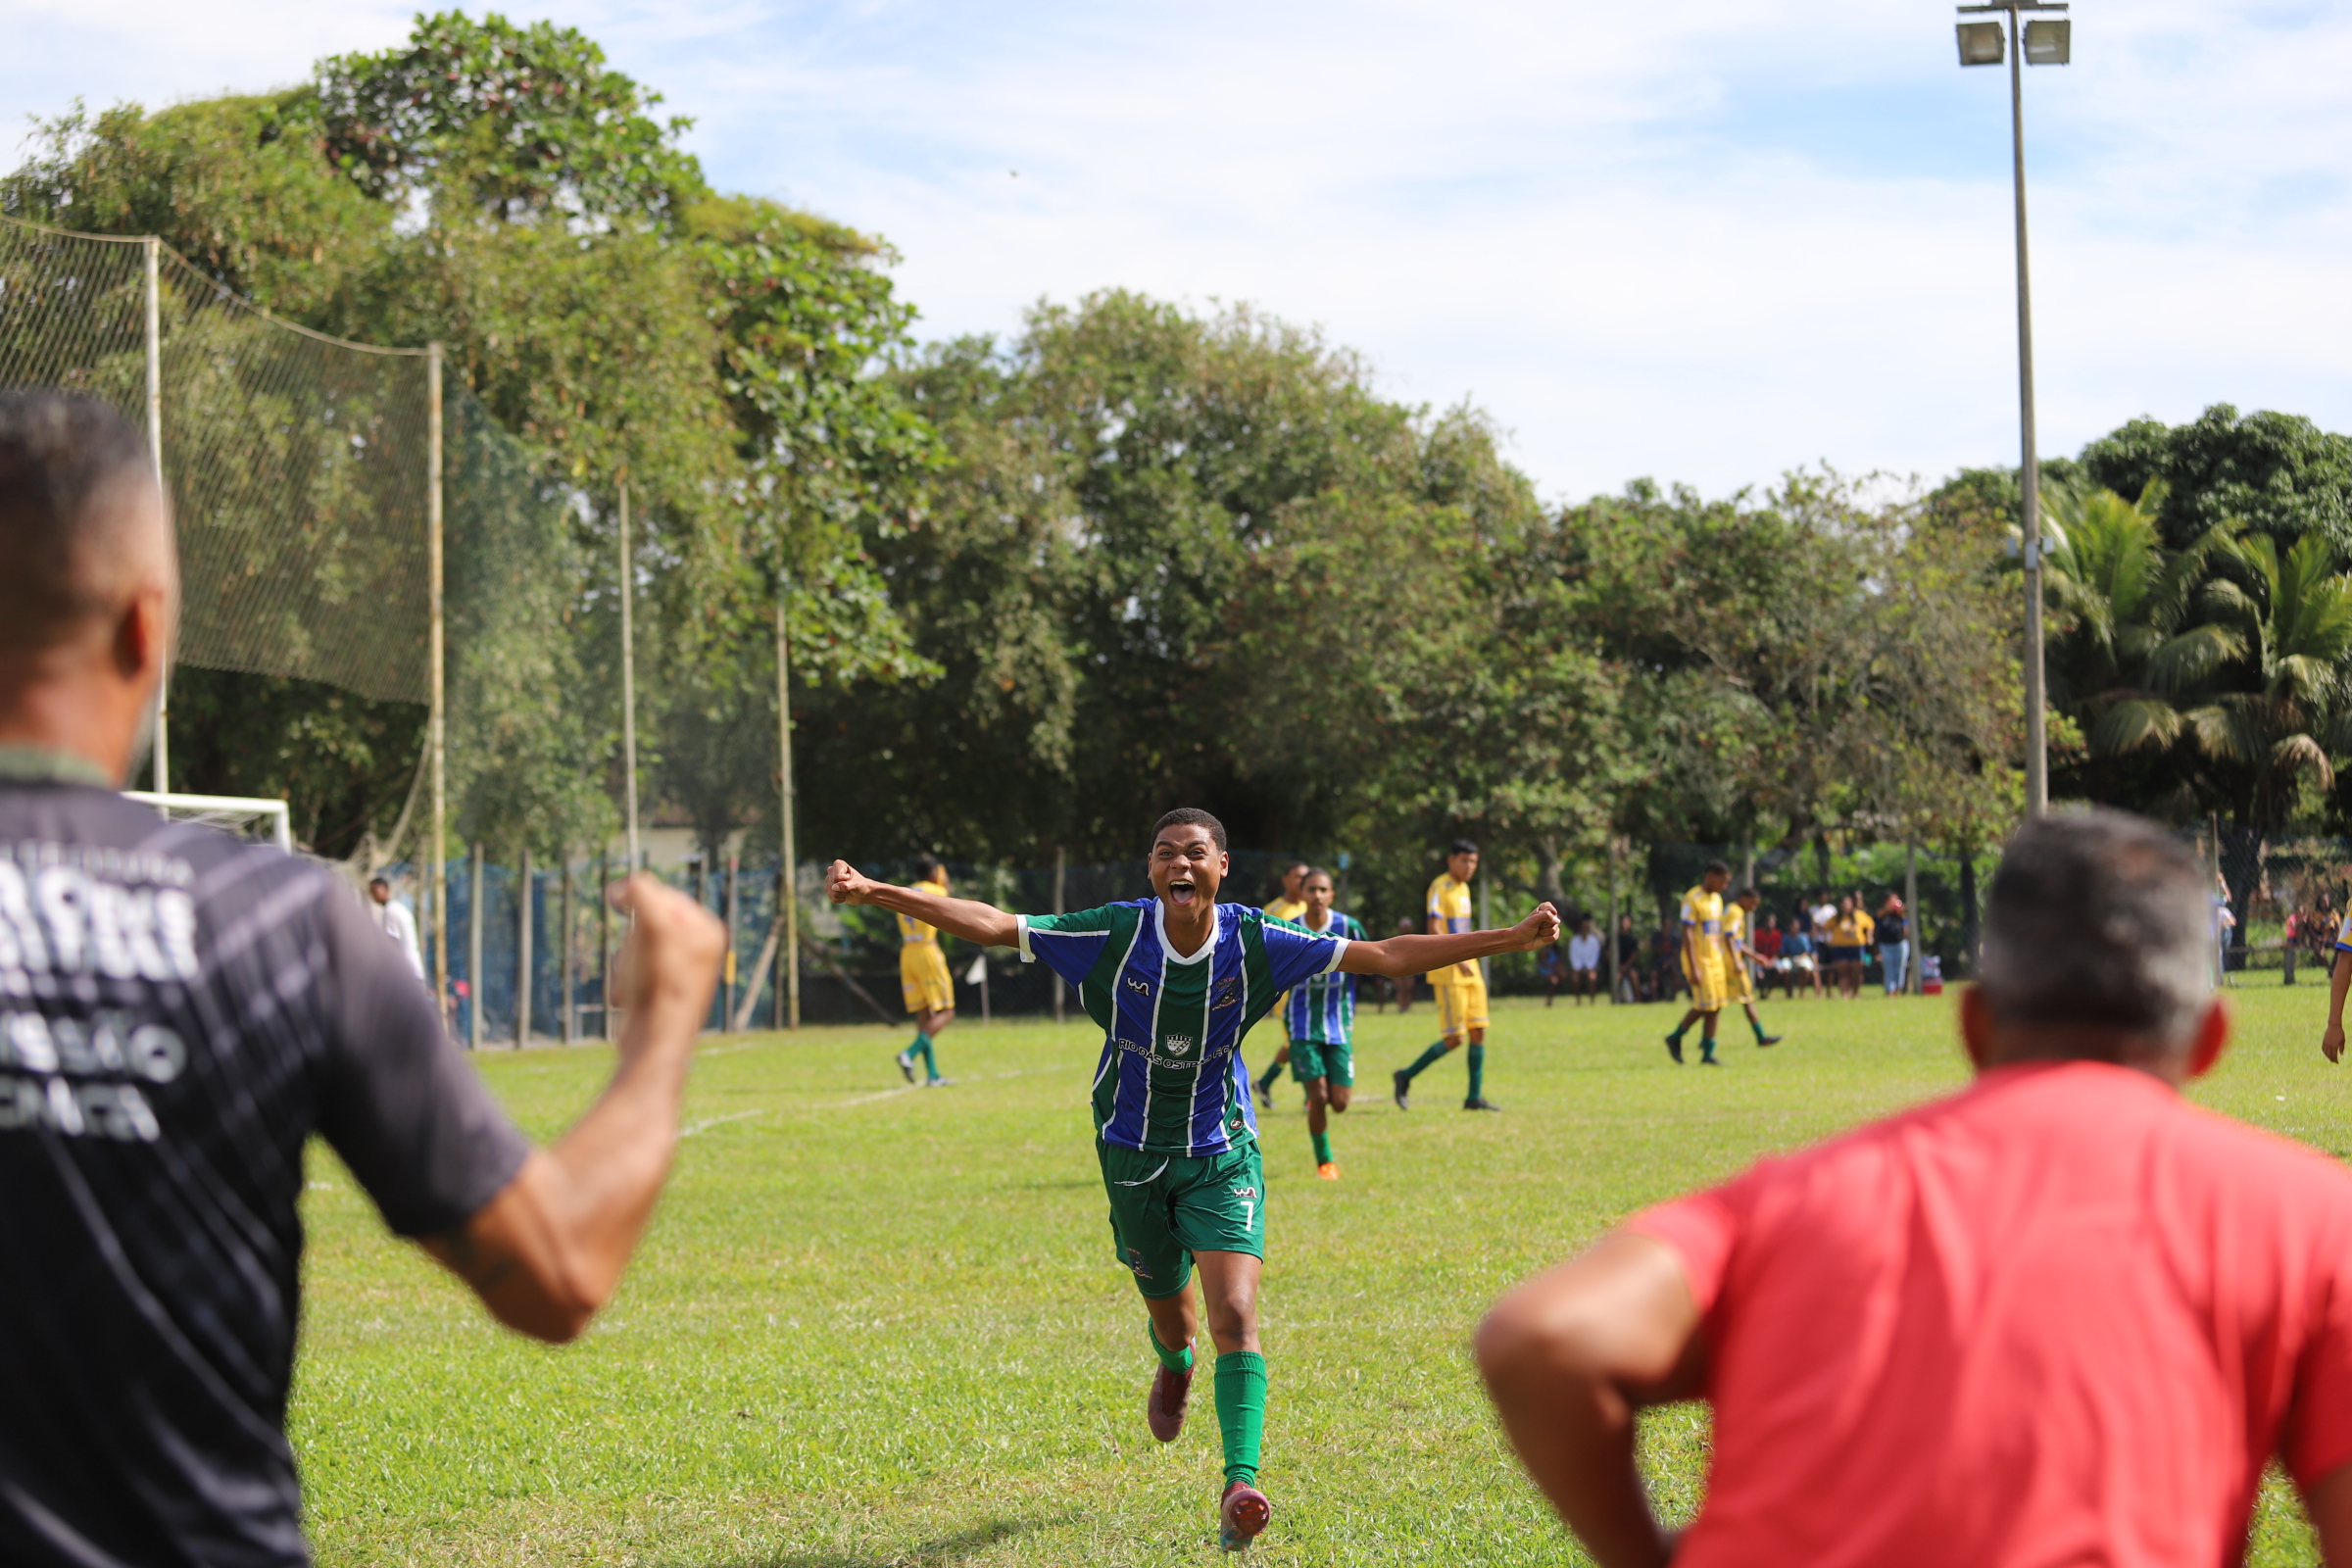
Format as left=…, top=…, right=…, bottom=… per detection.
left=1340, top=904, right=1561, bottom=979
left=1476, top=1234, right=1706, bottom=1568
left=424, top=874, right=724, bottom=1343
left=824, top=858, right=1022, bottom=950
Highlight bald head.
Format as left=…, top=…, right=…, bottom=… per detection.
left=0, top=390, right=173, bottom=657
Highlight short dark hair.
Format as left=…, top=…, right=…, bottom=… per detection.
left=1150, top=808, right=1227, bottom=854
left=1449, top=838, right=1479, bottom=858
left=1283, top=858, right=1310, bottom=874
left=0, top=389, right=162, bottom=653
left=915, top=854, right=946, bottom=880
left=1704, top=859, right=1731, bottom=877
left=1980, top=808, right=2211, bottom=1043
left=368, top=875, right=391, bottom=889
left=1734, top=884, right=1758, bottom=899
left=1299, top=865, right=1332, bottom=885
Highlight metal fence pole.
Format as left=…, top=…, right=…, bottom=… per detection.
left=467, top=840, right=484, bottom=1051
left=515, top=844, right=533, bottom=1048
left=426, top=343, right=448, bottom=1031
left=619, top=479, right=640, bottom=874
left=142, top=235, right=170, bottom=796
left=1053, top=846, right=1066, bottom=1026
left=561, top=856, right=576, bottom=1044
left=777, top=586, right=801, bottom=1030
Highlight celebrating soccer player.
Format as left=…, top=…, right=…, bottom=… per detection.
left=1283, top=867, right=1365, bottom=1180
left=893, top=855, right=956, bottom=1086
left=1722, top=887, right=1783, bottom=1049
left=825, top=811, right=1556, bottom=1550
left=1394, top=839, right=1502, bottom=1111
left=1253, top=859, right=1311, bottom=1105
left=1664, top=860, right=1734, bottom=1064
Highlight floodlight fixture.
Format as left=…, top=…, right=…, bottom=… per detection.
left=2024, top=18, right=2071, bottom=64
left=1956, top=21, right=2005, bottom=66
left=1955, top=0, right=2071, bottom=815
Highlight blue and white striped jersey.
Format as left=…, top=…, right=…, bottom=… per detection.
left=1284, top=911, right=1365, bottom=1045
left=1020, top=899, right=1348, bottom=1155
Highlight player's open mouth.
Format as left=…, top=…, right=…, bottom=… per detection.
left=1168, top=880, right=1197, bottom=905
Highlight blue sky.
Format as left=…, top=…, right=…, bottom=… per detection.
left=4, top=0, right=2346, bottom=500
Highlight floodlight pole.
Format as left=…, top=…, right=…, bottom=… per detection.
left=1960, top=0, right=2065, bottom=816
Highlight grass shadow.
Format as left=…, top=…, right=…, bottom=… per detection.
left=689, top=1515, right=1041, bottom=1568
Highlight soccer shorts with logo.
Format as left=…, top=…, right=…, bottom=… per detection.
left=1098, top=1138, right=1266, bottom=1299
left=1436, top=970, right=1490, bottom=1037
left=1729, top=959, right=1756, bottom=1005
left=900, top=944, right=954, bottom=1013
left=1288, top=1036, right=1353, bottom=1087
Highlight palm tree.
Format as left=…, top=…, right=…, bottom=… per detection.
left=2173, top=530, right=2352, bottom=834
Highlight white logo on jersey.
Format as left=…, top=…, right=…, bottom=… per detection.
left=1162, top=1034, right=1194, bottom=1055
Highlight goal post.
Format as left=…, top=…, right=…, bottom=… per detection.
left=122, top=791, right=293, bottom=854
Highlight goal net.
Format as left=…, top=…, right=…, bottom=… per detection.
left=122, top=791, right=294, bottom=853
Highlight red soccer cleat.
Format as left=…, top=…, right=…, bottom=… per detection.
left=1147, top=1361, right=1192, bottom=1442
left=1219, top=1480, right=1271, bottom=1550
left=1315, top=1161, right=1342, bottom=1181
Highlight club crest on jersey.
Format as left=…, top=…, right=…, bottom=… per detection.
left=1211, top=978, right=1241, bottom=1010
left=1124, top=975, right=1152, bottom=996
left=1161, top=1034, right=1194, bottom=1056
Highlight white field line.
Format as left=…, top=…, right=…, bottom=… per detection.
left=678, top=1108, right=769, bottom=1139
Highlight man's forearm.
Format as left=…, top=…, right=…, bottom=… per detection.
left=856, top=883, right=1020, bottom=949
left=2331, top=951, right=2352, bottom=1029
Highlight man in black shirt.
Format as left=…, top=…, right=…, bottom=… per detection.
left=0, top=389, right=726, bottom=1566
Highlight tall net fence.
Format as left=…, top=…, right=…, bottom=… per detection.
left=0, top=218, right=434, bottom=702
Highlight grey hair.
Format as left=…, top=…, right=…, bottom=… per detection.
left=1979, top=808, right=2212, bottom=1044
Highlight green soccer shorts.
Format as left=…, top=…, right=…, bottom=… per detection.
left=1097, top=1138, right=1266, bottom=1299
left=1287, top=1036, right=1354, bottom=1088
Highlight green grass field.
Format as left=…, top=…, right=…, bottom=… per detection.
left=293, top=981, right=2349, bottom=1565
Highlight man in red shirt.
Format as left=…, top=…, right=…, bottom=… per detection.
left=1475, top=808, right=2352, bottom=1567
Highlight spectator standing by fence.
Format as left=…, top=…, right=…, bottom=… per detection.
left=368, top=874, right=424, bottom=979
left=1616, top=915, right=1644, bottom=1003
left=1878, top=895, right=1910, bottom=996
left=1568, top=917, right=1603, bottom=1005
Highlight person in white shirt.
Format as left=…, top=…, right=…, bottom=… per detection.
left=368, top=875, right=425, bottom=978
left=1566, top=918, right=1604, bottom=1005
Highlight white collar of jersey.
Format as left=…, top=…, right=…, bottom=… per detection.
left=1301, top=906, right=1336, bottom=933
left=1152, top=897, right=1220, bottom=963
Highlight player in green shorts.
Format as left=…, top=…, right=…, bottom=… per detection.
left=1284, top=867, right=1365, bottom=1180
left=825, top=809, right=1558, bottom=1550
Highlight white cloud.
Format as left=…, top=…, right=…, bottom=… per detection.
left=5, top=0, right=2348, bottom=499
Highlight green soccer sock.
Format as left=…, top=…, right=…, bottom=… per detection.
left=1257, top=1058, right=1282, bottom=1096
left=1466, top=1044, right=1486, bottom=1100
left=1149, top=1322, right=1194, bottom=1374
left=1666, top=1019, right=1688, bottom=1042
left=1749, top=1015, right=1769, bottom=1043
left=1214, top=1350, right=1267, bottom=1489
left=921, top=1036, right=941, bottom=1077
left=1400, top=1041, right=1449, bottom=1082
left=1310, top=1128, right=1334, bottom=1165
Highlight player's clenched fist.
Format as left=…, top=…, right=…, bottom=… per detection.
left=825, top=859, right=876, bottom=906
left=605, top=872, right=726, bottom=1016
left=1517, top=903, right=1562, bottom=950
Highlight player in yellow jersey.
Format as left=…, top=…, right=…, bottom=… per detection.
left=1253, top=859, right=1312, bottom=1105
left=1394, top=839, right=1501, bottom=1110
left=1722, top=885, right=1784, bottom=1049
left=894, top=855, right=955, bottom=1086
left=1664, top=859, right=1734, bottom=1064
